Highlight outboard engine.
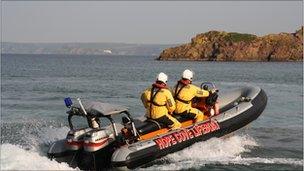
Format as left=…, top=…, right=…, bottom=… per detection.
left=65, top=128, right=93, bottom=151
left=76, top=129, right=115, bottom=170
left=83, top=129, right=114, bottom=152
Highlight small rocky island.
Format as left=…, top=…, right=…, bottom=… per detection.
left=158, top=27, right=303, bottom=61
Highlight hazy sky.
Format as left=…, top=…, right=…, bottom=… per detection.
left=2, top=1, right=303, bottom=44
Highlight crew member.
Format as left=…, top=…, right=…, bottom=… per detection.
left=173, top=69, right=210, bottom=123
left=192, top=85, right=220, bottom=117
left=141, top=72, right=182, bottom=130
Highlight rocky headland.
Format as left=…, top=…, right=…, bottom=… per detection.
left=158, top=27, right=303, bottom=61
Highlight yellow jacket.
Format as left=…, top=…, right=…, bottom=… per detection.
left=141, top=87, right=176, bottom=119
left=173, top=83, right=209, bottom=114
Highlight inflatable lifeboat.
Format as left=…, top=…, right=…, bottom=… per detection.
left=47, top=84, right=267, bottom=170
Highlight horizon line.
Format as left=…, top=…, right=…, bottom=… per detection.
left=2, top=41, right=181, bottom=45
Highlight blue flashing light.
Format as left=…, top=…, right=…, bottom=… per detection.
left=64, top=97, right=73, bottom=108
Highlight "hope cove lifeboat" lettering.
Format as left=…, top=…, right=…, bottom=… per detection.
left=154, top=120, right=220, bottom=150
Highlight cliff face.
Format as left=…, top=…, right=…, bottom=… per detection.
left=158, top=27, right=303, bottom=61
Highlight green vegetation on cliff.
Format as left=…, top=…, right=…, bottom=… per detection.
left=224, top=33, right=257, bottom=43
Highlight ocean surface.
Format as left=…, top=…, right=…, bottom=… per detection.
left=1, top=54, right=303, bottom=170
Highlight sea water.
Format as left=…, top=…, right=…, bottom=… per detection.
left=1, top=54, right=303, bottom=170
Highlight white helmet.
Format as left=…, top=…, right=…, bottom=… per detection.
left=157, top=72, right=168, bottom=83
left=182, top=69, right=194, bottom=81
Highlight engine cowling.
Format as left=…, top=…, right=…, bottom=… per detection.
left=83, top=129, right=114, bottom=152
left=65, top=128, right=93, bottom=151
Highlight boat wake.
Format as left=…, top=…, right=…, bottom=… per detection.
left=1, top=125, right=302, bottom=170
left=0, top=143, right=76, bottom=170
left=144, top=134, right=303, bottom=170
left=1, top=125, right=76, bottom=170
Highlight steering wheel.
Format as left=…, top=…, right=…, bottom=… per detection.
left=200, top=82, right=218, bottom=92
left=200, top=82, right=219, bottom=106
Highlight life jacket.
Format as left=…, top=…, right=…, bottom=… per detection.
left=147, top=82, right=167, bottom=118
left=152, top=81, right=167, bottom=89
left=192, top=97, right=210, bottom=112
left=174, top=79, right=192, bottom=104
left=192, top=97, right=219, bottom=116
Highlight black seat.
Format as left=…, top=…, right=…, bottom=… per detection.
left=133, top=114, right=194, bottom=135
left=173, top=114, right=194, bottom=123
left=133, top=119, right=166, bottom=135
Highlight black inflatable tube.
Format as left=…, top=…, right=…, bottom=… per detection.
left=112, top=89, right=267, bottom=169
